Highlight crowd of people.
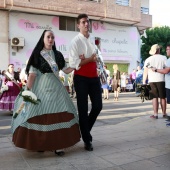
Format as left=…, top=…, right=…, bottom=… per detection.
left=1, top=13, right=170, bottom=156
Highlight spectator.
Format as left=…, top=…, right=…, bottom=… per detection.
left=151, top=44, right=170, bottom=105
left=0, top=70, right=2, bottom=88
left=102, top=65, right=110, bottom=100
left=130, top=69, right=136, bottom=91
left=143, top=44, right=167, bottom=119
left=0, top=64, right=21, bottom=114
left=112, top=64, right=120, bottom=101
left=135, top=66, right=144, bottom=96
left=121, top=72, right=127, bottom=92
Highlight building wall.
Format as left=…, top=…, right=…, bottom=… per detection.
left=0, top=0, right=152, bottom=72
left=8, top=12, right=140, bottom=73
left=0, top=10, right=9, bottom=71
left=141, top=0, right=149, bottom=8
left=1, top=0, right=152, bottom=32
left=4, top=0, right=141, bottom=23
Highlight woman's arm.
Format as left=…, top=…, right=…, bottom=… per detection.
left=26, top=73, right=36, bottom=90
left=79, top=53, right=97, bottom=67
left=63, top=67, right=74, bottom=74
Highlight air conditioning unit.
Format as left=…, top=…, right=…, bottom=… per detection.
left=11, top=37, right=25, bottom=47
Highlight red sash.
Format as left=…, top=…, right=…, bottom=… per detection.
left=74, top=62, right=98, bottom=77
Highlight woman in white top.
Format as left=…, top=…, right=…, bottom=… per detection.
left=121, top=72, right=126, bottom=92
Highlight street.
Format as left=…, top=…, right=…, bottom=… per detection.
left=2, top=92, right=170, bottom=170
left=0, top=92, right=154, bottom=137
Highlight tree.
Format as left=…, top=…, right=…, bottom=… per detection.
left=141, top=26, right=170, bottom=63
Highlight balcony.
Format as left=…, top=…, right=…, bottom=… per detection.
left=0, top=0, right=152, bottom=30
left=135, top=14, right=152, bottom=34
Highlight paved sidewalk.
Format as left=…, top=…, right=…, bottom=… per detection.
left=1, top=116, right=170, bottom=170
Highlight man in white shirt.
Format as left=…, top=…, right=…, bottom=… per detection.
left=152, top=44, right=170, bottom=104
left=143, top=44, right=167, bottom=119
left=69, top=14, right=102, bottom=151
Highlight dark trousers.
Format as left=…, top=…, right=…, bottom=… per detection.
left=131, top=79, right=135, bottom=91
left=74, top=75, right=102, bottom=143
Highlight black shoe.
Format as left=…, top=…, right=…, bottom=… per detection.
left=163, top=114, right=168, bottom=118
left=55, top=150, right=65, bottom=156
left=84, top=142, right=93, bottom=151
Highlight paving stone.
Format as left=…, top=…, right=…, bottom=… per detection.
left=121, top=160, right=170, bottom=170
left=101, top=151, right=144, bottom=166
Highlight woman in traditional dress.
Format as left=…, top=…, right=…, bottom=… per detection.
left=0, top=64, right=21, bottom=113
left=11, top=30, right=81, bottom=155
left=112, top=64, right=120, bottom=101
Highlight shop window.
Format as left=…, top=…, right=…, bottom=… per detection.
left=59, top=17, right=66, bottom=30
left=116, top=0, right=129, bottom=6
left=59, top=17, right=75, bottom=31
left=59, top=16, right=92, bottom=32
left=67, top=17, right=76, bottom=31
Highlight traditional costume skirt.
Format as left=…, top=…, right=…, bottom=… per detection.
left=0, top=81, right=20, bottom=111
left=11, top=73, right=81, bottom=151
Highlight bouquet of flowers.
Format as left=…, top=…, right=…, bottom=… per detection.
left=60, top=76, right=65, bottom=83
left=13, top=90, right=41, bottom=118
left=0, top=84, right=8, bottom=94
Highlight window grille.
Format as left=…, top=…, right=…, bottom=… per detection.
left=116, top=0, right=129, bottom=6
left=79, top=0, right=101, bottom=2
left=141, top=7, right=149, bottom=14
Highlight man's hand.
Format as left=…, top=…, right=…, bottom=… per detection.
left=79, top=53, right=97, bottom=67
left=79, top=54, right=85, bottom=60
left=151, top=67, right=156, bottom=72
left=90, top=53, right=97, bottom=62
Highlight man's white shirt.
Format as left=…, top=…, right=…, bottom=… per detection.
left=165, top=58, right=170, bottom=89
left=69, top=33, right=96, bottom=70
left=144, top=54, right=167, bottom=83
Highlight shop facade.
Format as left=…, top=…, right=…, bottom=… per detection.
left=1, top=11, right=141, bottom=74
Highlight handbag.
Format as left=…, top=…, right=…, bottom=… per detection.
left=0, top=83, right=8, bottom=94
left=137, top=84, right=151, bottom=102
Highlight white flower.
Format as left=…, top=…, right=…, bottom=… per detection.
left=13, top=90, right=40, bottom=119
left=22, top=90, right=37, bottom=101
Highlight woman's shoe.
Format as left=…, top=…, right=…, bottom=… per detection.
left=163, top=114, right=168, bottom=118
left=150, top=115, right=158, bottom=119
left=55, top=150, right=65, bottom=156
